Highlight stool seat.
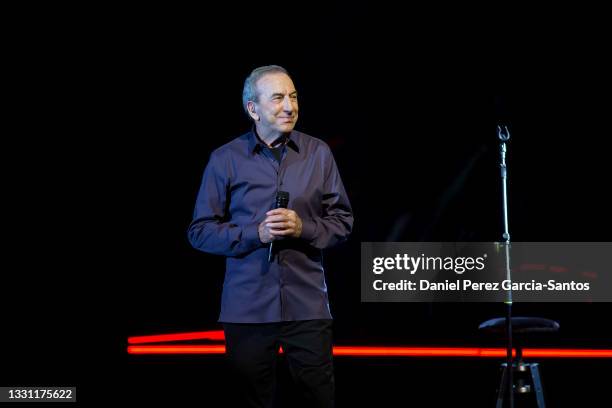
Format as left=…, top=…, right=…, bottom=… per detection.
left=479, top=316, right=559, bottom=407
left=479, top=317, right=560, bottom=334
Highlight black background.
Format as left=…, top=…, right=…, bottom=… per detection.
left=3, top=3, right=611, bottom=406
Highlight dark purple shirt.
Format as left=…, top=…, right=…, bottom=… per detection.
left=188, top=130, right=353, bottom=323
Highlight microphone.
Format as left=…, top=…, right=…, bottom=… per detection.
left=268, top=191, right=290, bottom=262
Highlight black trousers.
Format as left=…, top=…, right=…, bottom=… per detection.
left=223, top=319, right=334, bottom=408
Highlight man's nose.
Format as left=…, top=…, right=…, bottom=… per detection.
left=283, top=96, right=294, bottom=112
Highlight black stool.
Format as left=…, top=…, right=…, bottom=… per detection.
left=479, top=317, right=560, bottom=407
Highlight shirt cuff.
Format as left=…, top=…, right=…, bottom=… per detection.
left=300, top=218, right=317, bottom=242
left=243, top=222, right=264, bottom=248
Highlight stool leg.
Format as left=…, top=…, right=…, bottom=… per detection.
left=496, top=363, right=508, bottom=408
left=529, top=363, right=546, bottom=408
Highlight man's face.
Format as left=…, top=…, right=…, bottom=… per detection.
left=249, top=72, right=298, bottom=139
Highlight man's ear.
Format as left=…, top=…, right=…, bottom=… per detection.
left=247, top=101, right=259, bottom=121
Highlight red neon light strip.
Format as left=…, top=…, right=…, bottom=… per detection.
left=128, top=330, right=225, bottom=344
left=129, top=345, right=227, bottom=354
left=127, top=331, right=612, bottom=358
left=127, top=345, right=612, bottom=358
left=333, top=347, right=496, bottom=357
left=522, top=348, right=612, bottom=358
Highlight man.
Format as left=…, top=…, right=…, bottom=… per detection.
left=188, top=65, right=353, bottom=407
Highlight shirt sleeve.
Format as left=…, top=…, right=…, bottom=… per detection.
left=300, top=146, right=354, bottom=249
left=187, top=151, right=264, bottom=257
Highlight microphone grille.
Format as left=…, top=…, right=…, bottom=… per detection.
left=276, top=191, right=290, bottom=208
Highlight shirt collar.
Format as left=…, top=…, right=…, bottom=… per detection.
left=248, top=127, right=300, bottom=155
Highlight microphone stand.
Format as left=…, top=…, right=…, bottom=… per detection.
left=498, top=125, right=514, bottom=408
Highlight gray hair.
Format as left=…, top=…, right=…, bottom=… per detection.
left=242, top=65, right=290, bottom=117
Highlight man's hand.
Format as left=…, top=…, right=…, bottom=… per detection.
left=258, top=208, right=303, bottom=244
